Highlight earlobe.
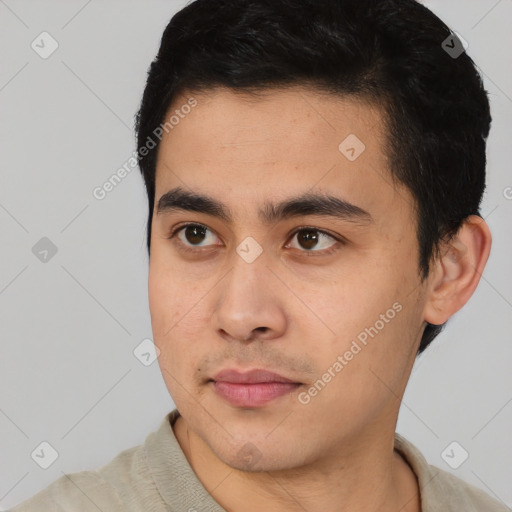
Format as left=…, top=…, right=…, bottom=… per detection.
left=423, top=215, right=492, bottom=326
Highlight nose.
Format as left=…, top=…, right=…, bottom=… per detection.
left=212, top=253, right=287, bottom=343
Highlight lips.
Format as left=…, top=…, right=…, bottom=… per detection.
left=210, top=369, right=301, bottom=407
left=212, top=368, right=298, bottom=384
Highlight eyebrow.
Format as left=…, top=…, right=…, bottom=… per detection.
left=156, top=186, right=373, bottom=225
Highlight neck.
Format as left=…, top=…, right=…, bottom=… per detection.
left=173, top=415, right=421, bottom=512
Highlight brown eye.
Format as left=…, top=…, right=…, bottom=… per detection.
left=288, top=228, right=339, bottom=253
left=297, top=229, right=320, bottom=250
left=172, top=223, right=220, bottom=248
left=183, top=225, right=207, bottom=245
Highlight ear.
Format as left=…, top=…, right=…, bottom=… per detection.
left=423, top=215, right=492, bottom=325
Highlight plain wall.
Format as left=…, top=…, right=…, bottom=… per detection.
left=1, top=0, right=511, bottom=509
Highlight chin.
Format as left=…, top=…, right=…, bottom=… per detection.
left=203, top=431, right=309, bottom=473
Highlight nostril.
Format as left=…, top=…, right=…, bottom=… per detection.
left=245, top=327, right=269, bottom=340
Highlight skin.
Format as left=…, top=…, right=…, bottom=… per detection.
left=147, top=86, right=491, bottom=512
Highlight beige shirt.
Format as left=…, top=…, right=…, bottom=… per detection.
left=10, top=409, right=509, bottom=511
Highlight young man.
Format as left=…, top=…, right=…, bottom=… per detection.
left=10, top=0, right=509, bottom=511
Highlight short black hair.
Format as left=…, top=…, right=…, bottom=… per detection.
left=135, top=0, right=491, bottom=355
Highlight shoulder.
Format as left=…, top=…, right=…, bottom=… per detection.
left=8, top=467, right=126, bottom=511
left=426, top=466, right=509, bottom=511
left=9, top=417, right=172, bottom=512
left=394, top=433, right=510, bottom=512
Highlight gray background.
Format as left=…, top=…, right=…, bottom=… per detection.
left=1, top=0, right=511, bottom=509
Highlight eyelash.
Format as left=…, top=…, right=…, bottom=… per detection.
left=166, top=222, right=345, bottom=257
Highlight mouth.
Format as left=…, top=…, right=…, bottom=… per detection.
left=209, top=369, right=302, bottom=407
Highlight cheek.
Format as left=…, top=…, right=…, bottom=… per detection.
left=308, top=269, right=391, bottom=342
left=148, top=252, right=195, bottom=331
left=148, top=259, right=210, bottom=362
left=149, top=267, right=208, bottom=403
left=303, top=267, right=420, bottom=391
left=148, top=264, right=172, bottom=336
left=302, top=302, right=419, bottom=434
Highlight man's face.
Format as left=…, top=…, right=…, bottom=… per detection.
left=148, top=86, right=428, bottom=471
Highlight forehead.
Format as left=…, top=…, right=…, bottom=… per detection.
left=159, top=85, right=383, bottom=166
left=154, top=86, right=412, bottom=225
